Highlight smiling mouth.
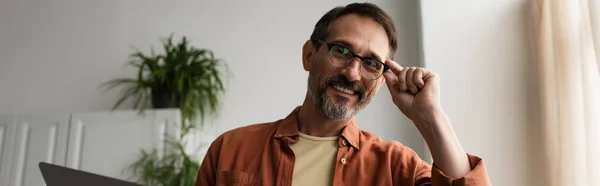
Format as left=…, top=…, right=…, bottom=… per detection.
left=331, top=85, right=356, bottom=95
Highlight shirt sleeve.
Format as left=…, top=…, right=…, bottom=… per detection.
left=195, top=135, right=224, bottom=186
left=414, top=154, right=492, bottom=186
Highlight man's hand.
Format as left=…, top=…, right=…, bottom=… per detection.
left=382, top=60, right=441, bottom=125
left=382, top=60, right=472, bottom=179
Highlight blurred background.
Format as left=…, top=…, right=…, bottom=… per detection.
left=1, top=0, right=598, bottom=186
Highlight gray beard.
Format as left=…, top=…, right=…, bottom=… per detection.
left=317, top=92, right=357, bottom=120
left=308, top=74, right=365, bottom=120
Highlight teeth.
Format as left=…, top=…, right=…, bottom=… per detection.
left=333, top=85, right=355, bottom=94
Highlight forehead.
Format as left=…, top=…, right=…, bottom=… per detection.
left=326, top=14, right=390, bottom=60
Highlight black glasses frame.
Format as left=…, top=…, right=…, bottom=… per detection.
left=317, top=40, right=390, bottom=79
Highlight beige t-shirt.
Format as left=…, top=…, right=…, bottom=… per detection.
left=289, top=132, right=339, bottom=186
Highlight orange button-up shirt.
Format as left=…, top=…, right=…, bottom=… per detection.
left=195, top=107, right=491, bottom=186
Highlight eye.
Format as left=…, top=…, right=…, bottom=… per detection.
left=330, top=45, right=353, bottom=58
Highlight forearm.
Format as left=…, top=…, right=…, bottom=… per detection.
left=414, top=110, right=471, bottom=178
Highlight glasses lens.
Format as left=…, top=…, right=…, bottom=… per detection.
left=361, top=59, right=384, bottom=79
left=325, top=43, right=385, bottom=80
left=328, top=45, right=353, bottom=67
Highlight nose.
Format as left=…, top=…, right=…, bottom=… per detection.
left=340, top=58, right=362, bottom=82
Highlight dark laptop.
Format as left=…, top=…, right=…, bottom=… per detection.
left=39, top=162, right=143, bottom=186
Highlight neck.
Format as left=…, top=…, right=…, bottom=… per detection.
left=297, top=94, right=352, bottom=137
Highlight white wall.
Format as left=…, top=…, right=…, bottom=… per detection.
left=421, top=0, right=541, bottom=185
left=0, top=0, right=547, bottom=184
left=0, top=0, right=426, bottom=158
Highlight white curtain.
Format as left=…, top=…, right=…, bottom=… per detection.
left=532, top=0, right=600, bottom=186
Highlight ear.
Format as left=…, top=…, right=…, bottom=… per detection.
left=302, top=40, right=314, bottom=71
left=374, top=75, right=386, bottom=91
left=379, top=74, right=386, bottom=84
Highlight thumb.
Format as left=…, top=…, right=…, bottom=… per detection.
left=383, top=71, right=398, bottom=96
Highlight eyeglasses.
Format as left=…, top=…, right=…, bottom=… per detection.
left=317, top=40, right=390, bottom=80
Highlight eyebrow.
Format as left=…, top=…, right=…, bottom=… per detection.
left=329, top=39, right=384, bottom=61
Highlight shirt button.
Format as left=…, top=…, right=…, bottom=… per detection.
left=341, top=158, right=347, bottom=164
left=341, top=140, right=347, bottom=146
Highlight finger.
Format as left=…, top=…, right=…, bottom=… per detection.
left=383, top=71, right=399, bottom=96
left=406, top=67, right=417, bottom=94
left=422, top=69, right=438, bottom=85
left=398, top=66, right=408, bottom=92
left=385, top=60, right=404, bottom=74
left=414, top=68, right=425, bottom=89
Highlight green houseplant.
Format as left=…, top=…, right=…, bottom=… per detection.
left=101, top=35, right=228, bottom=186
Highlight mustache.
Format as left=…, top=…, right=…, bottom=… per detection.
left=324, top=75, right=365, bottom=97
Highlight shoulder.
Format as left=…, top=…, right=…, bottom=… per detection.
left=210, top=120, right=281, bottom=149
left=222, top=121, right=279, bottom=138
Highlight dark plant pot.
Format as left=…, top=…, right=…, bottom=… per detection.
left=151, top=89, right=181, bottom=109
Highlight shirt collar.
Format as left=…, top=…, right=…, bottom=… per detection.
left=274, top=106, right=361, bottom=150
